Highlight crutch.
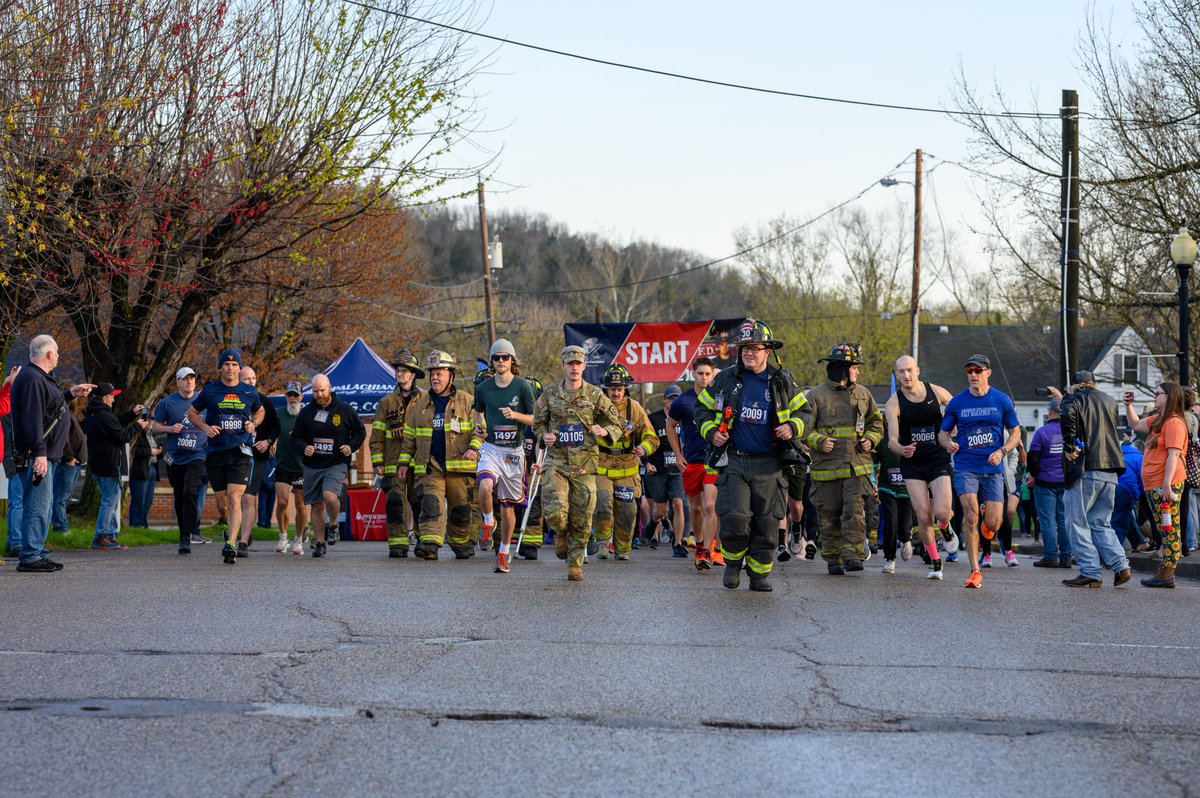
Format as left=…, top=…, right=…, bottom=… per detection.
left=511, top=445, right=548, bottom=564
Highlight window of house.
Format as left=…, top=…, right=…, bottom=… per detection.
left=1119, top=354, right=1139, bottom=385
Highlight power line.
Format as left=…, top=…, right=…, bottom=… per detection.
left=339, top=0, right=1055, bottom=120
left=495, top=155, right=914, bottom=297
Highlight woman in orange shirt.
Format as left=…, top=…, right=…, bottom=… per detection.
left=1124, top=381, right=1188, bottom=588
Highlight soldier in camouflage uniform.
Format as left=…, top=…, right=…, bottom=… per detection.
left=371, top=350, right=425, bottom=558
left=533, top=345, right=624, bottom=582
left=594, top=364, right=659, bottom=560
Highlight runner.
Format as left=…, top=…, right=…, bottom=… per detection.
left=593, top=364, right=659, bottom=561
left=471, top=339, right=536, bottom=574
left=666, top=357, right=720, bottom=570
left=645, top=385, right=687, bottom=556
left=152, top=367, right=208, bottom=554
left=290, top=374, right=365, bottom=558
left=235, top=366, right=279, bottom=558
left=274, top=381, right=308, bottom=554
left=372, top=350, right=426, bottom=558
left=937, top=354, right=1021, bottom=589
left=884, top=355, right=956, bottom=580
left=187, top=350, right=264, bottom=565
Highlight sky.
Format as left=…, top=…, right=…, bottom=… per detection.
left=437, top=0, right=1140, bottom=289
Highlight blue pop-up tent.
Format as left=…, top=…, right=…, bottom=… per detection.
left=270, top=338, right=396, bottom=416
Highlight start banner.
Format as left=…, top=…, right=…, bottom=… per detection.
left=564, top=318, right=748, bottom=384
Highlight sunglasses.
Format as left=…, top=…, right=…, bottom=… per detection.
left=965, top=366, right=986, bottom=375
left=491, top=354, right=512, bottom=362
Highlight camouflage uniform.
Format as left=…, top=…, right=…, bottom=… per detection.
left=595, top=393, right=659, bottom=556
left=371, top=382, right=425, bottom=555
left=533, top=375, right=623, bottom=575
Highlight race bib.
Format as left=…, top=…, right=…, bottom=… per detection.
left=614, top=485, right=635, bottom=502
left=314, top=410, right=329, bottom=423
left=432, top=414, right=445, bottom=431
left=887, top=468, right=904, bottom=487
left=313, top=437, right=335, bottom=455
left=177, top=429, right=204, bottom=450
left=558, top=424, right=585, bottom=447
left=493, top=424, right=519, bottom=445
left=664, top=451, right=678, bottom=467
left=910, top=425, right=937, bottom=444
left=966, top=430, right=995, bottom=450
left=217, top=413, right=244, bottom=432
left=740, top=403, right=769, bottom=426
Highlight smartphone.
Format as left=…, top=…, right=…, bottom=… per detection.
left=1122, top=390, right=1135, bottom=404
left=1035, top=386, right=1051, bottom=396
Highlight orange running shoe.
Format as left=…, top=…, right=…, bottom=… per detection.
left=964, top=569, right=983, bottom=589
left=711, top=548, right=725, bottom=566
left=494, top=551, right=510, bottom=573
left=694, top=546, right=712, bottom=571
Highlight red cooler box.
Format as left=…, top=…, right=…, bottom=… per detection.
left=346, top=488, right=388, bottom=540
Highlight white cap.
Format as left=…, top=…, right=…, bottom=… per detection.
left=176, top=366, right=196, bottom=380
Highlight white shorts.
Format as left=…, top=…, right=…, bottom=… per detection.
left=476, top=442, right=527, bottom=504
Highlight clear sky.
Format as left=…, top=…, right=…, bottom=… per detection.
left=446, top=1, right=1136, bottom=273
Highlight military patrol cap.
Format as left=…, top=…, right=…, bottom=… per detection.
left=285, top=381, right=303, bottom=396
left=561, top=345, right=586, bottom=363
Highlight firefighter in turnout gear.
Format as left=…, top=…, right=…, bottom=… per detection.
left=695, top=319, right=810, bottom=591
left=804, top=343, right=884, bottom=575
left=533, top=345, right=624, bottom=582
left=397, top=351, right=482, bottom=559
left=372, top=350, right=426, bottom=558
left=594, top=364, right=660, bottom=560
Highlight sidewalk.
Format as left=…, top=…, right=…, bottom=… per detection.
left=1009, top=533, right=1199, bottom=580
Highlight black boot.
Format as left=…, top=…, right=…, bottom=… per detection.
left=748, top=571, right=773, bottom=592
left=723, top=561, right=742, bottom=589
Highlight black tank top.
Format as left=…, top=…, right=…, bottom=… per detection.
left=897, top=381, right=950, bottom=464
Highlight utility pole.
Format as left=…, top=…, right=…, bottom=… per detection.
left=910, top=148, right=923, bottom=358
left=477, top=179, right=496, bottom=344
left=1059, top=90, right=1081, bottom=388
left=595, top=305, right=603, bottom=324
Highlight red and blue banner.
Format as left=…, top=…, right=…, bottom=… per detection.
left=564, top=318, right=748, bottom=384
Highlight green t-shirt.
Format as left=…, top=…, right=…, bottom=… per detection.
left=473, top=376, right=537, bottom=448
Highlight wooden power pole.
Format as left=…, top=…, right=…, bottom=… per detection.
left=1059, top=90, right=1081, bottom=387
left=478, top=180, right=497, bottom=344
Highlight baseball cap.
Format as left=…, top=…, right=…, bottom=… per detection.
left=175, top=366, right=196, bottom=380
left=1072, top=370, right=1095, bottom=384
left=94, top=382, right=121, bottom=398
left=561, top=345, right=586, bottom=363
left=285, top=381, right=303, bottom=396
left=664, top=384, right=682, bottom=399
left=963, top=354, right=991, bottom=369
left=218, top=349, right=242, bottom=367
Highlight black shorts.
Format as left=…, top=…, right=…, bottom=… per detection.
left=645, top=470, right=685, bottom=504
left=275, top=468, right=304, bottom=488
left=244, top=458, right=272, bottom=497
left=898, top=458, right=952, bottom=484
left=206, top=448, right=251, bottom=492
left=783, top=463, right=807, bottom=502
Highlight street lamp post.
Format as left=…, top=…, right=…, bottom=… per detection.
left=880, top=147, right=922, bottom=358
left=1170, top=226, right=1197, bottom=387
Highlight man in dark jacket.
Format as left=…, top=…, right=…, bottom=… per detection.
left=83, top=383, right=149, bottom=549
left=10, top=335, right=94, bottom=571
left=290, top=374, right=365, bottom=557
left=1059, top=370, right=1131, bottom=588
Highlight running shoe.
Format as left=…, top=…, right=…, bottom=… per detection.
left=900, top=540, right=913, bottom=561
left=945, top=551, right=958, bottom=563
left=326, top=523, right=340, bottom=546
left=597, top=541, right=611, bottom=560
left=615, top=552, right=630, bottom=561
left=804, top=540, right=817, bottom=560
left=710, top=548, right=724, bottom=566
left=672, top=543, right=688, bottom=558
left=480, top=522, right=495, bottom=551
left=964, top=569, right=982, bottom=589
left=291, top=536, right=304, bottom=555
left=980, top=552, right=992, bottom=568
left=494, top=551, right=510, bottom=573
left=927, top=560, right=944, bottom=580
left=222, top=543, right=237, bottom=564
left=776, top=543, right=791, bottom=562
left=190, top=533, right=210, bottom=545
left=686, top=535, right=696, bottom=549
left=91, top=536, right=119, bottom=550
left=312, top=541, right=327, bottom=558
left=694, top=546, right=711, bottom=571
left=943, top=527, right=959, bottom=553
left=275, top=534, right=289, bottom=553
left=1004, top=551, right=1019, bottom=567
left=881, top=560, right=896, bottom=574
left=236, top=541, right=249, bottom=558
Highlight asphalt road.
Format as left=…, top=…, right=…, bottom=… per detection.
left=1, top=540, right=1197, bottom=797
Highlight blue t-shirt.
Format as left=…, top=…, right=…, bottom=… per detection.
left=667, top=388, right=708, bottom=464
left=941, top=387, right=1019, bottom=474
left=154, top=391, right=207, bottom=465
left=731, top=369, right=774, bottom=455
left=430, top=393, right=450, bottom=469
left=190, top=380, right=262, bottom=453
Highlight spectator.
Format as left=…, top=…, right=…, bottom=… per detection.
left=1028, top=396, right=1072, bottom=568
left=0, top=366, right=16, bottom=564
left=1183, top=387, right=1199, bottom=555
left=51, top=393, right=87, bottom=533
left=3, top=414, right=23, bottom=559
left=128, top=422, right=161, bottom=528
left=1059, top=370, right=1131, bottom=588
left=1113, top=435, right=1148, bottom=551
left=82, top=382, right=149, bottom=550
left=1125, top=382, right=1188, bottom=588
left=10, top=335, right=94, bottom=572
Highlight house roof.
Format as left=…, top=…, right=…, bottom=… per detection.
left=913, top=323, right=1126, bottom=402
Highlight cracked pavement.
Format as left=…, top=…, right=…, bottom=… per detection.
left=1, top=543, right=1197, bottom=796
